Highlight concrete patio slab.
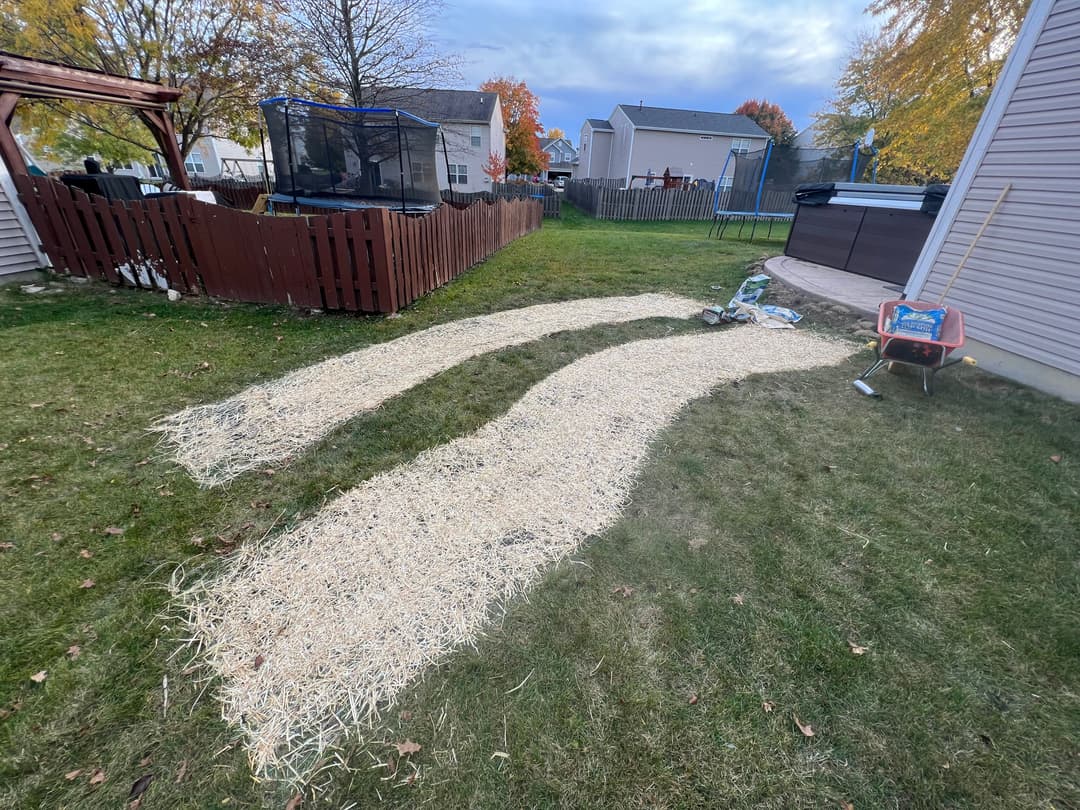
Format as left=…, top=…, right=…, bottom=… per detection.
left=765, top=255, right=900, bottom=318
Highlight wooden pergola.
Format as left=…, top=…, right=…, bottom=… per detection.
left=0, top=51, right=190, bottom=189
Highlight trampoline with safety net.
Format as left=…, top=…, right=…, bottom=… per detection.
left=710, top=142, right=876, bottom=240
left=259, top=97, right=445, bottom=214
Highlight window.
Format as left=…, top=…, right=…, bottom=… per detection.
left=470, top=126, right=482, bottom=148
left=698, top=135, right=713, bottom=141
left=448, top=163, right=468, bottom=184
left=731, top=138, right=752, bottom=155
left=411, top=161, right=431, bottom=184
left=184, top=150, right=206, bottom=174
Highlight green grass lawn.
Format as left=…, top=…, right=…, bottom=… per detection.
left=1, top=205, right=1077, bottom=809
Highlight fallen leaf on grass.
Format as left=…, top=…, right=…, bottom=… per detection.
left=64, top=769, right=82, bottom=780
left=30, top=670, right=47, bottom=683
left=792, top=713, right=815, bottom=737
left=189, top=536, right=205, bottom=548
left=79, top=579, right=95, bottom=589
left=688, top=694, right=699, bottom=705
left=848, top=640, right=868, bottom=655
left=1049, top=454, right=1062, bottom=463
left=0, top=542, right=14, bottom=551
left=103, top=527, right=124, bottom=536
left=762, top=701, right=775, bottom=713
left=611, top=585, right=634, bottom=598
left=138, top=755, right=152, bottom=767
left=67, top=645, right=81, bottom=659
left=400, top=710, right=413, bottom=721
left=174, top=759, right=188, bottom=784
left=79, top=549, right=93, bottom=559
left=285, top=792, right=303, bottom=809
left=730, top=593, right=745, bottom=605
left=253, top=654, right=265, bottom=670
left=128, top=773, right=153, bottom=801
left=843, top=803, right=854, bottom=810
left=135, top=458, right=151, bottom=467
left=89, top=768, right=106, bottom=786
left=394, top=740, right=421, bottom=756
left=51, top=532, right=62, bottom=541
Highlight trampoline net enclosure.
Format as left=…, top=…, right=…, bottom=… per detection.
left=259, top=97, right=441, bottom=212
left=718, top=144, right=876, bottom=216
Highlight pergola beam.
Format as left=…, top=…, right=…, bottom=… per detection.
left=0, top=51, right=189, bottom=189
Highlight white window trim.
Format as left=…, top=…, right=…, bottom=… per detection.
left=448, top=163, right=468, bottom=184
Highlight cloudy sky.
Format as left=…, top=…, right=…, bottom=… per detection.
left=435, top=0, right=878, bottom=141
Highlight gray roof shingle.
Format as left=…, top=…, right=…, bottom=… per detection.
left=377, top=89, right=499, bottom=124
left=616, top=105, right=768, bottom=138
left=586, top=118, right=614, bottom=131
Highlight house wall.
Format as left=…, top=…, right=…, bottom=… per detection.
left=606, top=107, right=635, bottom=183
left=580, top=125, right=613, bottom=179
left=206, top=137, right=273, bottom=180
left=436, top=101, right=505, bottom=192
left=626, top=130, right=767, bottom=185
left=905, top=0, right=1080, bottom=402
left=0, top=161, right=48, bottom=278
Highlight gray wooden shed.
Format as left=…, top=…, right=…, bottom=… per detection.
left=905, top=0, right=1080, bottom=402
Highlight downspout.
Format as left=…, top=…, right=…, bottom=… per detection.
left=624, top=125, right=635, bottom=188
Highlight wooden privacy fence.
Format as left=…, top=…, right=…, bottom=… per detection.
left=565, top=181, right=714, bottom=221
left=566, top=181, right=795, bottom=222
left=188, top=177, right=267, bottom=210
left=14, top=175, right=541, bottom=314
left=445, top=183, right=561, bottom=218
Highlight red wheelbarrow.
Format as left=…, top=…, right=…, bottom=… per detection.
left=856, top=300, right=976, bottom=396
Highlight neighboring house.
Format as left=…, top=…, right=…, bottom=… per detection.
left=579, top=118, right=614, bottom=180
left=379, top=89, right=506, bottom=193
left=116, top=136, right=273, bottom=182
left=904, top=0, right=1080, bottom=402
left=0, top=158, right=49, bottom=279
left=539, top=137, right=577, bottom=181
left=577, top=104, right=770, bottom=187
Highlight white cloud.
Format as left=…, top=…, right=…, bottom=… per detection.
left=432, top=0, right=876, bottom=134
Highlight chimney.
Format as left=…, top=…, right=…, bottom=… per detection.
left=639, top=99, right=643, bottom=110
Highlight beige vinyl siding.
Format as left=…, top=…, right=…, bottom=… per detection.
left=0, top=173, right=46, bottom=277
left=585, top=130, right=613, bottom=179
left=913, top=0, right=1080, bottom=378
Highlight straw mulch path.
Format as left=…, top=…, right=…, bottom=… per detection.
left=155, top=294, right=704, bottom=486
left=180, top=327, right=852, bottom=781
